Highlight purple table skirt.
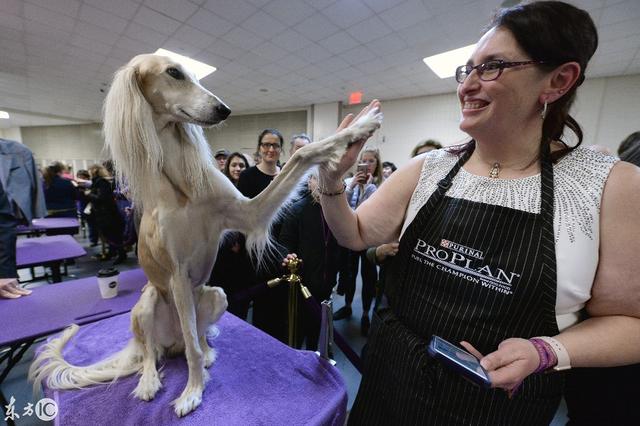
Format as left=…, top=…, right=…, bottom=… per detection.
left=45, top=313, right=347, bottom=426
left=0, top=269, right=147, bottom=347
left=16, top=235, right=86, bottom=268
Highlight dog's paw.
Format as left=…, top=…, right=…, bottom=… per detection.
left=173, top=385, right=203, bottom=417
left=203, top=347, right=217, bottom=368
left=349, top=106, right=383, bottom=142
left=133, top=373, right=162, bottom=401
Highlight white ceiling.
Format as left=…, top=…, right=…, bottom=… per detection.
left=0, top=0, right=639, bottom=128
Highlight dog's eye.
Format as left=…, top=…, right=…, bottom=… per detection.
left=166, top=67, right=185, bottom=80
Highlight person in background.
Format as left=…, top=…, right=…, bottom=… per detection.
left=0, top=138, right=46, bottom=298
left=237, top=129, right=287, bottom=342
left=222, top=152, right=249, bottom=186
left=87, top=164, right=126, bottom=265
left=278, top=171, right=340, bottom=350
left=214, top=149, right=230, bottom=172
left=618, top=131, right=640, bottom=167
left=209, top=151, right=252, bottom=318
left=334, top=146, right=380, bottom=337
left=43, top=161, right=77, bottom=218
left=382, top=161, right=397, bottom=180
left=76, top=169, right=98, bottom=246
left=319, top=2, right=640, bottom=424
left=289, top=133, right=311, bottom=158
left=411, top=138, right=443, bottom=157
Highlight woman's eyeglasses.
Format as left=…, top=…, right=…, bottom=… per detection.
left=260, top=142, right=281, bottom=150
left=455, top=59, right=546, bottom=84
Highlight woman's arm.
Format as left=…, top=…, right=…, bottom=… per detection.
left=320, top=155, right=424, bottom=251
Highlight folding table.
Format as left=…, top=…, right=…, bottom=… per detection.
left=16, top=235, right=87, bottom=282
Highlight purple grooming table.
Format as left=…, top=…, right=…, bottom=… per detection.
left=17, top=218, right=80, bottom=236
left=44, top=313, right=347, bottom=426
left=0, top=269, right=148, bottom=421
left=16, top=235, right=87, bottom=282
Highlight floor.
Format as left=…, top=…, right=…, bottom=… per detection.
left=2, top=231, right=567, bottom=425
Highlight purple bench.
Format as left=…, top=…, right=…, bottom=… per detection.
left=16, top=235, right=87, bottom=283
left=44, top=312, right=347, bottom=426
left=17, top=217, right=80, bottom=236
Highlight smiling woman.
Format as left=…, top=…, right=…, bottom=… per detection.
left=316, top=1, right=640, bottom=425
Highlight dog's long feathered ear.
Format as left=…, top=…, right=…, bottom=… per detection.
left=103, top=64, right=162, bottom=204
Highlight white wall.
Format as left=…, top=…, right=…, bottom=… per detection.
left=0, top=127, right=23, bottom=143
left=19, top=74, right=640, bottom=170
left=344, top=74, right=640, bottom=168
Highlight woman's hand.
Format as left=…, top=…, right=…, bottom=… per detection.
left=375, top=242, right=399, bottom=262
left=461, top=338, right=540, bottom=397
left=0, top=278, right=32, bottom=299
left=323, top=100, right=381, bottom=182
left=282, top=253, right=300, bottom=267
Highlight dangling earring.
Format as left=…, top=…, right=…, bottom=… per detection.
left=540, top=100, right=548, bottom=120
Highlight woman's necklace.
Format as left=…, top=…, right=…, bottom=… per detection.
left=489, top=162, right=501, bottom=178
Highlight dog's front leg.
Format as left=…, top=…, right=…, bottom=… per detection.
left=131, top=286, right=162, bottom=401
left=170, top=274, right=205, bottom=417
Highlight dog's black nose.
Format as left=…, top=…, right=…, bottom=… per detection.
left=216, top=104, right=231, bottom=120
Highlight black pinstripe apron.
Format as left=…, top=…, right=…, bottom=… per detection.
left=349, top=143, right=563, bottom=425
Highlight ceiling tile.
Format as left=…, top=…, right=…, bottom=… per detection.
left=134, top=6, right=182, bottom=36
left=242, top=10, right=286, bottom=38
left=24, top=2, right=75, bottom=33
left=173, top=25, right=217, bottom=50
left=346, top=15, right=392, bottom=44
left=82, top=0, right=141, bottom=20
left=252, top=41, right=289, bottom=61
left=223, top=26, right=265, bottom=49
left=320, top=0, right=374, bottom=29
left=270, top=29, right=313, bottom=53
left=187, top=8, right=235, bottom=37
left=293, top=13, right=340, bottom=42
left=338, top=45, right=378, bottom=65
left=362, top=0, right=406, bottom=13
left=202, top=0, right=258, bottom=25
left=379, top=0, right=430, bottom=31
left=79, top=3, right=129, bottom=33
left=207, top=38, right=247, bottom=60
left=317, top=31, right=361, bottom=55
left=262, top=0, right=316, bottom=26
left=75, top=21, right=122, bottom=46
left=600, top=0, right=640, bottom=25
left=25, top=0, right=80, bottom=18
left=124, top=22, right=168, bottom=46
left=279, top=53, right=311, bottom=71
left=143, top=0, right=199, bottom=22
left=294, top=42, right=333, bottom=63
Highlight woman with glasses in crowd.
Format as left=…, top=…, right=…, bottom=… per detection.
left=318, top=2, right=640, bottom=424
left=237, top=129, right=288, bottom=342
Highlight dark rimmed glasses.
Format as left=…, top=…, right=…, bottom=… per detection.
left=259, top=142, right=281, bottom=150
left=455, top=59, right=546, bottom=84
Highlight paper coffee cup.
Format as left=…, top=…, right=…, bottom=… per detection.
left=97, top=268, right=120, bottom=299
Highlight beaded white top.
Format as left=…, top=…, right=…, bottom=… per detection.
left=402, top=146, right=618, bottom=331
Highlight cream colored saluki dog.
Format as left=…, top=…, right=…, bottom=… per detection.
left=29, top=53, right=383, bottom=417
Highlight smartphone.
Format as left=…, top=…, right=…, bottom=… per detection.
left=427, top=335, right=492, bottom=388
left=356, top=163, right=368, bottom=174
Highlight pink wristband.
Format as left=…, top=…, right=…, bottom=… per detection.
left=529, top=338, right=557, bottom=373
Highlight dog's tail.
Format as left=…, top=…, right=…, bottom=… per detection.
left=29, top=324, right=143, bottom=392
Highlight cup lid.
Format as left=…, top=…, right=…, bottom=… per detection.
left=97, top=268, right=120, bottom=278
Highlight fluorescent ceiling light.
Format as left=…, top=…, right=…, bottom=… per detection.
left=423, top=44, right=477, bottom=79
left=0, top=111, right=9, bottom=119
left=154, top=48, right=216, bottom=80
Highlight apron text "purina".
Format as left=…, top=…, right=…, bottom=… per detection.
left=412, top=238, right=521, bottom=295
